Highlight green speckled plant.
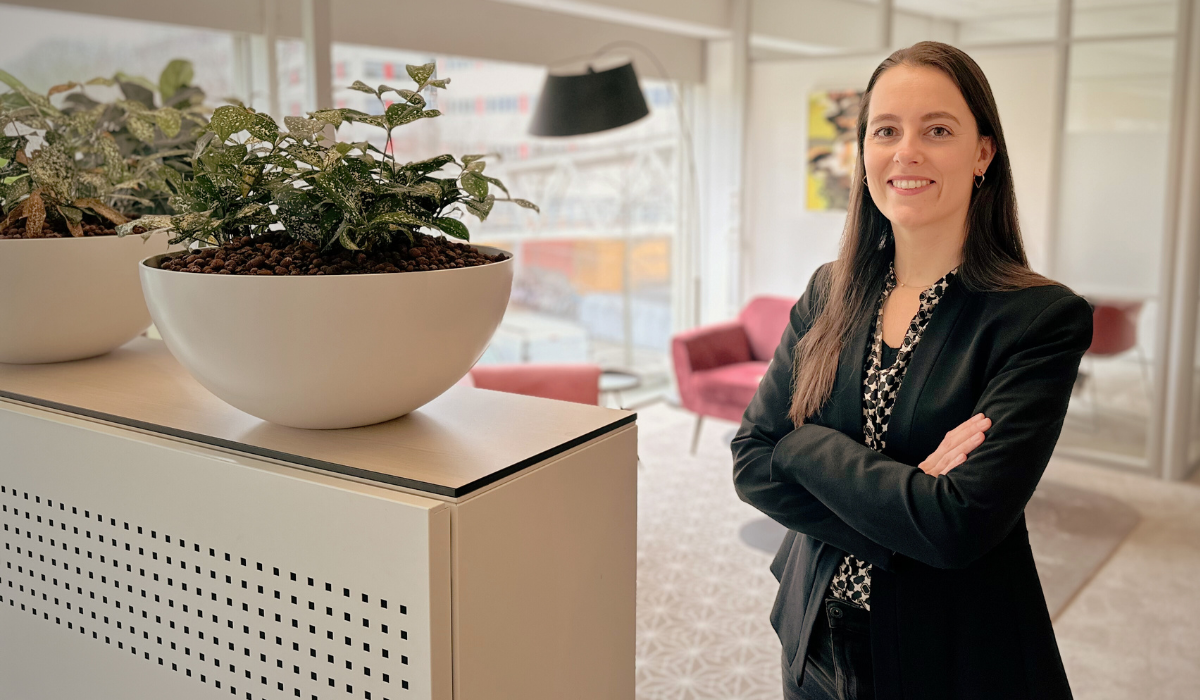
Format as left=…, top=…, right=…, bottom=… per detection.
left=126, top=62, right=537, bottom=252
left=0, top=61, right=207, bottom=237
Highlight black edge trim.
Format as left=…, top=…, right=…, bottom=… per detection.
left=455, top=412, right=638, bottom=496
left=0, top=389, right=637, bottom=498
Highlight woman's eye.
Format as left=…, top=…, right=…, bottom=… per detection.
left=930, top=126, right=952, bottom=137
left=873, top=126, right=896, bottom=138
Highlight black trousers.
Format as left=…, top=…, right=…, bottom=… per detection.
left=782, top=597, right=875, bottom=700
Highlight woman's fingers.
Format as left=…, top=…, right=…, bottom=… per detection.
left=923, top=415, right=990, bottom=473
left=918, top=414, right=991, bottom=476
left=936, top=453, right=967, bottom=476
left=935, top=429, right=987, bottom=475
left=947, top=413, right=989, bottom=445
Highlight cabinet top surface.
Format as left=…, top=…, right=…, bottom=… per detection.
left=0, top=338, right=635, bottom=498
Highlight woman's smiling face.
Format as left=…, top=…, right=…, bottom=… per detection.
left=862, top=64, right=994, bottom=234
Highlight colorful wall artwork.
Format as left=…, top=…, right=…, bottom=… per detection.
left=807, top=89, right=864, bottom=211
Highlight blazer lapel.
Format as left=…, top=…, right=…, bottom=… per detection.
left=889, top=280, right=969, bottom=451
left=824, top=310, right=872, bottom=444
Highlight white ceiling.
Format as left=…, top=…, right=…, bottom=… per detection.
left=0, top=0, right=1182, bottom=84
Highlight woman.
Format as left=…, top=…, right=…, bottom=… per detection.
left=732, top=41, right=1091, bottom=700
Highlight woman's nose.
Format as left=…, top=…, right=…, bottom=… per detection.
left=893, top=133, right=924, bottom=165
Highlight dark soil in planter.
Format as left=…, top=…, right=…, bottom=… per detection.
left=158, top=231, right=507, bottom=276
left=0, top=222, right=124, bottom=239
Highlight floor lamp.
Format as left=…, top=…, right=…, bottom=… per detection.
left=529, top=45, right=700, bottom=378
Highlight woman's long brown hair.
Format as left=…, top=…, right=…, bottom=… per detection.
left=789, top=41, right=1057, bottom=426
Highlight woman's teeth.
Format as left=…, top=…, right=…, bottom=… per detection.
left=891, top=180, right=932, bottom=189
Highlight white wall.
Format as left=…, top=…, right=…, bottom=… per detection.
left=743, top=46, right=1058, bottom=302
left=743, top=55, right=881, bottom=301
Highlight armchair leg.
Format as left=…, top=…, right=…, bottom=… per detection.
left=690, top=415, right=705, bottom=455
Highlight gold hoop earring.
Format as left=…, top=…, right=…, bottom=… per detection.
left=974, top=173, right=985, bottom=188
left=862, top=175, right=868, bottom=185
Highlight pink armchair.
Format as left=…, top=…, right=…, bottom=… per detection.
left=672, top=296, right=794, bottom=453
left=466, top=364, right=602, bottom=405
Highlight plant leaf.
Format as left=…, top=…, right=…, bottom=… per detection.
left=482, top=175, right=510, bottom=196
left=47, top=82, right=79, bottom=97
left=408, top=181, right=443, bottom=198
left=117, top=215, right=173, bottom=237
left=309, top=166, right=359, bottom=217
left=85, top=76, right=116, bottom=87
left=154, top=107, right=182, bottom=138
left=193, top=131, right=216, bottom=160
left=57, top=204, right=83, bottom=224
left=76, top=198, right=130, bottom=225
left=465, top=195, right=495, bottom=221
left=427, top=78, right=450, bottom=89
left=118, top=79, right=156, bottom=109
left=61, top=213, right=83, bottom=237
left=0, top=69, right=62, bottom=118
left=338, top=223, right=360, bottom=250
left=510, top=198, right=540, bottom=212
left=375, top=84, right=411, bottom=100
left=164, top=84, right=205, bottom=108
left=158, top=59, right=194, bottom=101
left=95, top=132, right=127, bottom=184
left=209, top=105, right=254, bottom=141
left=246, top=113, right=279, bottom=141
left=357, top=115, right=387, bottom=129
left=402, top=154, right=455, bottom=176
left=127, top=115, right=158, bottom=143
left=0, top=134, right=28, bottom=162
left=385, top=102, right=423, bottom=128
left=348, top=80, right=377, bottom=96
left=284, top=116, right=322, bottom=140
left=371, top=210, right=431, bottom=228
left=28, top=145, right=74, bottom=203
left=460, top=171, right=488, bottom=199
left=24, top=189, right=45, bottom=236
left=310, top=109, right=345, bottom=127
left=0, top=200, right=26, bottom=231
left=433, top=216, right=469, bottom=240
left=406, top=63, right=436, bottom=86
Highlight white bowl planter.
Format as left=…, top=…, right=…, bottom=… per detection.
left=140, top=245, right=514, bottom=429
left=0, top=234, right=172, bottom=364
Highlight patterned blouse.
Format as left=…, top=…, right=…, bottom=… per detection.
left=826, top=261, right=958, bottom=611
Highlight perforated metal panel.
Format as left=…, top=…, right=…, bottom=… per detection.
left=0, top=402, right=450, bottom=700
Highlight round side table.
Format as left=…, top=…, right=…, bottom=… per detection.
left=599, top=370, right=641, bottom=409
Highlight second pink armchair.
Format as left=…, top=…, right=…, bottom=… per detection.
left=672, top=296, right=795, bottom=454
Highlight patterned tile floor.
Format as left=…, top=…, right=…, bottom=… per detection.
left=635, top=404, right=783, bottom=700
left=633, top=401, right=1200, bottom=700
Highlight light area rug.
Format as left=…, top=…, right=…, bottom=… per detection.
left=634, top=403, right=1140, bottom=699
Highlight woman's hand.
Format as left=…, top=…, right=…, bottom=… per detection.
left=918, top=413, right=991, bottom=477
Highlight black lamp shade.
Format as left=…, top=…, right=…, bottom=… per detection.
left=529, top=62, right=650, bottom=137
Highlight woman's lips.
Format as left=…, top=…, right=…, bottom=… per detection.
left=888, top=179, right=934, bottom=196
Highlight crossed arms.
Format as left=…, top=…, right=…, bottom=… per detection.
left=731, top=266, right=1092, bottom=570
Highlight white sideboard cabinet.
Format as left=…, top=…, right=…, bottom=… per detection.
left=0, top=339, right=637, bottom=700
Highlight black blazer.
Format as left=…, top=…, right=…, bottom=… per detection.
left=732, top=262, right=1092, bottom=700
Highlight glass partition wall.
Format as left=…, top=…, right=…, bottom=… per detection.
left=749, top=0, right=1198, bottom=479
left=1054, top=36, right=1176, bottom=470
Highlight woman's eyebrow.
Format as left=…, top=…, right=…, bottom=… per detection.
left=868, top=111, right=962, bottom=126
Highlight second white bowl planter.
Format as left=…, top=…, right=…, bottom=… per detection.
left=139, top=246, right=513, bottom=429
left=0, top=234, right=172, bottom=364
